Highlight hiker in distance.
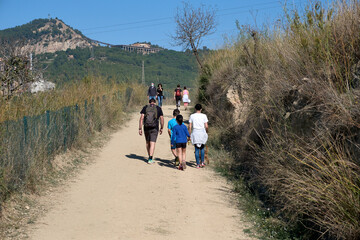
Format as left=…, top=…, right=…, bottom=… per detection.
left=147, top=82, right=157, bottom=101
left=189, top=104, right=208, bottom=169
left=174, top=84, right=182, bottom=109
left=157, top=83, right=164, bottom=107
left=139, top=98, right=164, bottom=164
left=168, top=109, right=181, bottom=166
left=172, top=114, right=190, bottom=170
left=182, top=86, right=190, bottom=111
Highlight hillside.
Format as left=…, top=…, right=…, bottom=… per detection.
left=0, top=18, right=199, bottom=88
left=0, top=18, right=94, bottom=54
left=198, top=1, right=360, bottom=239
left=35, top=46, right=198, bottom=88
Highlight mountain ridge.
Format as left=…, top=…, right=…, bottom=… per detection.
left=0, top=18, right=95, bottom=54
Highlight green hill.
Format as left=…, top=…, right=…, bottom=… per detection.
left=35, top=46, right=199, bottom=88
left=0, top=18, right=77, bottom=41
left=0, top=18, right=199, bottom=88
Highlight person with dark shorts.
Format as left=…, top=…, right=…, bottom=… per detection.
left=173, top=84, right=182, bottom=109
left=139, top=98, right=164, bottom=164
left=168, top=109, right=181, bottom=166
left=172, top=115, right=190, bottom=170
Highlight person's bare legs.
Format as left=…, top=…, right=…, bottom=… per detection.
left=177, top=147, right=183, bottom=169
left=146, top=141, right=156, bottom=162
left=171, top=149, right=177, bottom=158
left=149, top=141, right=156, bottom=157
left=146, top=141, right=150, bottom=156
left=182, top=147, right=187, bottom=169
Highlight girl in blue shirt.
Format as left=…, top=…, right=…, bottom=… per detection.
left=172, top=115, right=190, bottom=170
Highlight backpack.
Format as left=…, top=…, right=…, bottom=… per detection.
left=144, top=105, right=158, bottom=128
left=175, top=88, right=181, bottom=97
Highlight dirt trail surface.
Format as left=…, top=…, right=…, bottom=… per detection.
left=29, top=106, right=254, bottom=240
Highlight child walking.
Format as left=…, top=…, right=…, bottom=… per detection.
left=189, top=104, right=208, bottom=168
left=172, top=115, right=190, bottom=170
left=168, top=109, right=180, bottom=166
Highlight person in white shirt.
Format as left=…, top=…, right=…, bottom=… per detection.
left=189, top=104, right=208, bottom=168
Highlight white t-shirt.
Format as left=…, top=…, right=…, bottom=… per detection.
left=189, top=113, right=208, bottom=130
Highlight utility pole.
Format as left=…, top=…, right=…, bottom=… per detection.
left=29, top=53, right=33, bottom=71
left=142, top=60, right=145, bottom=85
left=90, top=46, right=94, bottom=59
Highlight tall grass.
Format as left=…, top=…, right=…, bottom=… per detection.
left=0, top=77, right=145, bottom=208
left=200, top=1, right=360, bottom=239
left=0, top=76, right=144, bottom=122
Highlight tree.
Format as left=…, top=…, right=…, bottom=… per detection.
left=0, top=39, right=35, bottom=99
left=172, top=2, right=216, bottom=69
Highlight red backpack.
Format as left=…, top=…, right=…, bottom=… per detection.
left=175, top=88, right=181, bottom=97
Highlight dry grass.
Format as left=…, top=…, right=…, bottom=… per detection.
left=200, top=1, right=360, bottom=239
left=0, top=77, right=145, bottom=210
left=0, top=76, right=144, bottom=122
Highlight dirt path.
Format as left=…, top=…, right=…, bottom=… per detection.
left=29, top=106, right=254, bottom=240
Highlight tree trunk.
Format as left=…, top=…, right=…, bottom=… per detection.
left=190, top=39, right=203, bottom=69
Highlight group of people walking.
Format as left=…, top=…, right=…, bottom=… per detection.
left=139, top=83, right=208, bottom=170
left=147, top=83, right=190, bottom=110
left=147, top=83, right=164, bottom=107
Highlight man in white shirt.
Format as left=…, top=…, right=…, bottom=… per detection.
left=189, top=104, right=208, bottom=168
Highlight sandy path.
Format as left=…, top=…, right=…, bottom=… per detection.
left=29, top=106, right=254, bottom=240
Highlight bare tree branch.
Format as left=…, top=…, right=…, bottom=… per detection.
left=172, top=2, right=216, bottom=69
left=0, top=39, right=35, bottom=99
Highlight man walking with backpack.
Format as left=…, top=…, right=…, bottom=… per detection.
left=139, top=98, right=164, bottom=164
left=174, top=84, right=182, bottom=109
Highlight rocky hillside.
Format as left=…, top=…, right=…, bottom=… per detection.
left=0, top=18, right=95, bottom=54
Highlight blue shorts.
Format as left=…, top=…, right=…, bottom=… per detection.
left=171, top=140, right=176, bottom=150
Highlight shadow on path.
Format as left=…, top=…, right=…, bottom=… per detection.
left=126, top=153, right=175, bottom=169
left=125, top=154, right=147, bottom=163
left=125, top=153, right=197, bottom=169
left=155, top=157, right=175, bottom=169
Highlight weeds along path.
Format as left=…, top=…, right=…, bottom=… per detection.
left=28, top=105, right=254, bottom=240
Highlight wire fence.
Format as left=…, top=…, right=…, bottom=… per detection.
left=0, top=87, right=134, bottom=200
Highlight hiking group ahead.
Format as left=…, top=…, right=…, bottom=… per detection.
left=139, top=83, right=208, bottom=170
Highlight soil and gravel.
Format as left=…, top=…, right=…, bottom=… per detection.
left=24, top=105, right=255, bottom=240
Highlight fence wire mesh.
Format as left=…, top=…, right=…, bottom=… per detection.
left=0, top=88, right=131, bottom=200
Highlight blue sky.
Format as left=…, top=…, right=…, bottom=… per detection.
left=0, top=0, right=332, bottom=51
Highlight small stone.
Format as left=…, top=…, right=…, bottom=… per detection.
left=25, top=206, right=30, bottom=210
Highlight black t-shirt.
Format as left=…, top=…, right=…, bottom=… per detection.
left=157, top=87, right=163, bottom=96
left=140, top=105, right=163, bottom=130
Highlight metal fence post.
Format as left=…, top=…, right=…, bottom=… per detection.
left=23, top=116, right=28, bottom=145
left=46, top=110, right=51, bottom=158
left=63, top=107, right=69, bottom=152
